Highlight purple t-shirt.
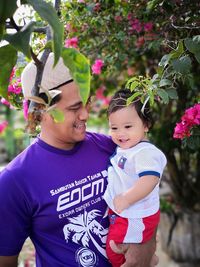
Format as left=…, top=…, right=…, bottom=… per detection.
left=0, top=132, right=115, bottom=267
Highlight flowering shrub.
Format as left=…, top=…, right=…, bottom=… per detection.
left=173, top=103, right=200, bottom=149
left=1, top=68, right=24, bottom=109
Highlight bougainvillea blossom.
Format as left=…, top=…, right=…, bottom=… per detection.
left=92, top=59, right=104, bottom=75
left=143, top=22, right=153, bottom=32
left=64, top=37, right=78, bottom=48
left=1, top=98, right=11, bottom=106
left=0, top=121, right=8, bottom=134
left=173, top=103, right=200, bottom=139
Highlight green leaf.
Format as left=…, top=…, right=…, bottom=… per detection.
left=170, top=40, right=184, bottom=59
left=166, top=88, right=178, bottom=99
left=194, top=51, right=200, bottom=64
left=146, top=0, right=162, bottom=12
left=172, top=55, right=192, bottom=74
left=158, top=54, right=171, bottom=68
left=27, top=96, right=47, bottom=105
left=186, top=135, right=200, bottom=150
left=126, top=77, right=139, bottom=90
left=48, top=107, right=65, bottom=123
left=4, top=21, right=35, bottom=58
left=62, top=48, right=91, bottom=105
left=127, top=92, right=142, bottom=105
left=0, top=0, right=17, bottom=24
left=128, top=81, right=139, bottom=91
left=184, top=36, right=200, bottom=54
left=159, top=79, right=172, bottom=87
left=0, top=45, right=17, bottom=98
left=157, top=89, right=169, bottom=104
left=27, top=0, right=64, bottom=65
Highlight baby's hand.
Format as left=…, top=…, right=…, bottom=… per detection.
left=113, top=194, right=129, bottom=214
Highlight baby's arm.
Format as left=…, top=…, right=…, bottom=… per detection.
left=113, top=175, right=159, bottom=214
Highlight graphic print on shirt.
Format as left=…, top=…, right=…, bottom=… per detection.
left=49, top=169, right=109, bottom=266
left=117, top=156, right=127, bottom=169
left=76, top=247, right=98, bottom=267
left=63, top=209, right=108, bottom=259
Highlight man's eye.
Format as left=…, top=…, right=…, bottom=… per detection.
left=68, top=106, right=80, bottom=111
left=125, top=125, right=132, bottom=129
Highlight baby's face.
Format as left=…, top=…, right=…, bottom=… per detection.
left=109, top=105, right=148, bottom=149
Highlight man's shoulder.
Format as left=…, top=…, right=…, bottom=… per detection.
left=86, top=131, right=110, bottom=142
left=85, top=131, right=116, bottom=152
left=2, top=140, right=37, bottom=175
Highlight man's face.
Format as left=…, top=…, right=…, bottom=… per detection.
left=41, top=81, right=90, bottom=150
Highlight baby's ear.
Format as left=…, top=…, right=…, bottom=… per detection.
left=144, top=126, right=149, bottom=133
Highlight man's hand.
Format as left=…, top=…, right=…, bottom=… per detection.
left=113, top=194, right=130, bottom=214
left=0, top=255, right=18, bottom=267
left=109, top=233, right=158, bottom=267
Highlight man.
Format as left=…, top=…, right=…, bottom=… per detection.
left=0, top=53, right=157, bottom=267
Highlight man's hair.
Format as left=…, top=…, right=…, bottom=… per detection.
left=107, top=88, right=153, bottom=128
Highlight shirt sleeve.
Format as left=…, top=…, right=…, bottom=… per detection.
left=134, top=148, right=166, bottom=178
left=0, top=168, right=31, bottom=255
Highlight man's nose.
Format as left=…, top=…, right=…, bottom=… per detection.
left=79, top=105, right=89, bottom=120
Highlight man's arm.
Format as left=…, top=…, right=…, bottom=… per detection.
left=0, top=255, right=18, bottom=267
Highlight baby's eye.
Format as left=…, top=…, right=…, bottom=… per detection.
left=125, top=125, right=132, bottom=129
left=111, top=127, right=117, bottom=131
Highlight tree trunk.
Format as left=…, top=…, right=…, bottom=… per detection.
left=159, top=212, right=200, bottom=266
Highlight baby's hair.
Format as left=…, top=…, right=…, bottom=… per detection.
left=108, top=88, right=153, bottom=129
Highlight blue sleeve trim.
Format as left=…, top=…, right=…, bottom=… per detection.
left=139, top=171, right=160, bottom=178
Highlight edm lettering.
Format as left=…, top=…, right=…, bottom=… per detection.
left=57, top=178, right=104, bottom=211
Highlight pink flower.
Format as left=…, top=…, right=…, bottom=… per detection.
left=65, top=23, right=71, bottom=32
left=127, top=67, right=135, bottom=76
left=92, top=86, right=111, bottom=112
left=114, top=16, right=122, bottom=23
left=0, top=121, right=8, bottom=134
left=96, top=86, right=111, bottom=105
left=143, top=22, right=153, bottom=32
left=92, top=59, right=104, bottom=75
left=93, top=3, right=101, bottom=12
left=96, top=86, right=106, bottom=100
left=65, top=37, right=78, bottom=48
left=127, top=13, right=133, bottom=21
left=8, top=78, right=22, bottom=95
left=135, top=36, right=145, bottom=48
left=1, top=98, right=10, bottom=106
left=173, top=103, right=200, bottom=139
left=9, top=68, right=15, bottom=82
left=182, top=104, right=200, bottom=125
left=77, top=0, right=85, bottom=2
left=23, top=99, right=29, bottom=121
left=65, top=23, right=77, bottom=33
left=173, top=122, right=191, bottom=139
left=130, top=19, right=142, bottom=33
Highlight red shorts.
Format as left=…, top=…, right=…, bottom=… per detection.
left=106, top=209, right=160, bottom=267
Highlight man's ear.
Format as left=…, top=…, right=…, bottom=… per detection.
left=41, top=110, right=50, bottom=122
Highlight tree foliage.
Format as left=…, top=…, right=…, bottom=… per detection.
left=0, top=0, right=200, bottom=210
left=61, top=0, right=200, bottom=211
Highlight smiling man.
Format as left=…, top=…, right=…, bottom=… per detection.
left=0, top=53, right=157, bottom=267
